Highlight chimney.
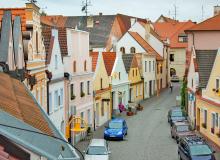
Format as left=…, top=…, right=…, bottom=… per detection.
left=130, top=18, right=137, bottom=27
left=214, top=5, right=220, bottom=16
left=87, top=16, right=93, bottom=28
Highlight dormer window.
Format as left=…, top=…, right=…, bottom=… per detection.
left=84, top=60, right=87, bottom=71
left=178, top=34, right=188, bottom=42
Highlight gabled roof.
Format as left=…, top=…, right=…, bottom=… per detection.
left=90, top=52, right=99, bottom=72
left=153, top=20, right=195, bottom=48
left=195, top=50, right=217, bottom=88
left=122, top=54, right=139, bottom=73
left=41, top=15, right=67, bottom=28
left=128, top=31, right=163, bottom=61
left=0, top=73, right=79, bottom=159
left=58, top=28, right=68, bottom=56
left=42, top=25, right=54, bottom=65
left=186, top=14, right=220, bottom=31
left=102, top=52, right=116, bottom=76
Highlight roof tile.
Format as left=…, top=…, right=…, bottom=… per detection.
left=102, top=52, right=116, bottom=76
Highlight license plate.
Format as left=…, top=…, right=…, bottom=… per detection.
left=110, top=135, right=115, bottom=137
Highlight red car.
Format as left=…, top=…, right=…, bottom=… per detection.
left=171, top=121, right=195, bottom=143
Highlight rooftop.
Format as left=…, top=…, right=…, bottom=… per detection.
left=102, top=52, right=116, bottom=76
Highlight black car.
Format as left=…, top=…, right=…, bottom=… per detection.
left=178, top=135, right=215, bottom=160
left=168, top=107, right=186, bottom=126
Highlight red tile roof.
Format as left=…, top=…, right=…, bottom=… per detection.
left=102, top=52, right=116, bottom=76
left=0, top=73, right=53, bottom=136
left=90, top=52, right=99, bottom=72
left=128, top=31, right=163, bottom=61
left=42, top=25, right=54, bottom=64
left=153, top=21, right=195, bottom=48
left=41, top=15, right=67, bottom=28
left=58, top=28, right=68, bottom=56
left=186, top=14, right=220, bottom=31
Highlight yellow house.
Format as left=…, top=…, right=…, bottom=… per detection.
left=195, top=49, right=220, bottom=148
left=90, top=52, right=112, bottom=129
left=122, top=54, right=143, bottom=103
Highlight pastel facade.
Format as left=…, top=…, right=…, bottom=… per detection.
left=42, top=26, right=65, bottom=134
left=103, top=52, right=129, bottom=114
left=91, top=52, right=112, bottom=129
left=196, top=49, right=220, bottom=148
left=63, top=28, right=94, bottom=144
left=122, top=54, right=144, bottom=103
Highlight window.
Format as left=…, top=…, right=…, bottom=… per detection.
left=120, top=47, right=125, bottom=54
left=160, top=65, right=163, bottom=74
left=216, top=79, right=219, bottom=89
left=136, top=69, right=137, bottom=76
left=80, top=82, right=84, bottom=96
left=101, top=101, right=104, bottom=116
left=55, top=55, right=58, bottom=69
left=203, top=109, right=207, bottom=128
left=36, top=31, right=39, bottom=53
left=216, top=113, right=219, bottom=127
left=170, top=54, right=174, bottom=62
left=49, top=93, right=52, bottom=114
left=211, top=113, right=215, bottom=134
left=87, top=81, right=90, bottom=95
left=73, top=61, right=76, bottom=72
left=54, top=90, right=59, bottom=110
left=145, top=61, right=147, bottom=72
left=60, top=88, right=63, bottom=107
left=178, top=34, right=188, bottom=42
left=100, top=78, right=103, bottom=89
left=149, top=61, right=151, bottom=72
left=70, top=84, right=75, bottom=100
left=192, top=79, right=194, bottom=88
left=157, top=64, right=159, bottom=74
left=160, top=79, right=162, bottom=89
left=133, top=70, right=134, bottom=77
left=130, top=47, right=136, bottom=53
left=84, top=60, right=87, bottom=71
left=119, top=72, right=121, bottom=80
left=153, top=61, right=155, bottom=71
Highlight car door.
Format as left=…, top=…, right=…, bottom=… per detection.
left=123, top=121, right=128, bottom=134
left=179, top=141, right=190, bottom=160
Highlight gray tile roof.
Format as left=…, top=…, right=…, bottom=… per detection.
left=0, top=111, right=79, bottom=160
left=196, top=50, right=217, bottom=88
left=122, top=54, right=134, bottom=73
left=0, top=11, right=12, bottom=63
left=65, top=15, right=115, bottom=48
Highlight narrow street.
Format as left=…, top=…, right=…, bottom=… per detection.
left=76, top=83, right=181, bottom=160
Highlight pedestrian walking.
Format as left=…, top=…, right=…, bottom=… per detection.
left=170, top=82, right=173, bottom=93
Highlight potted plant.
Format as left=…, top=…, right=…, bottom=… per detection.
left=136, top=103, right=143, bottom=111
left=81, top=92, right=85, bottom=97
left=127, top=106, right=133, bottom=116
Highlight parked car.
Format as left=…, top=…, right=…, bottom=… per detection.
left=171, top=75, right=180, bottom=82
left=178, top=135, right=215, bottom=160
left=168, top=107, right=186, bottom=126
left=84, top=139, right=111, bottom=160
left=104, top=118, right=128, bottom=140
left=171, top=121, right=195, bottom=143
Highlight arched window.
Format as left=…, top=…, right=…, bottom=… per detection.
left=120, top=47, right=125, bottom=54
left=130, top=47, right=136, bottom=53
left=84, top=60, right=87, bottom=71
left=73, top=61, right=76, bottom=72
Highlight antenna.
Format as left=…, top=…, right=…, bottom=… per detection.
left=82, top=0, right=92, bottom=17
left=174, top=4, right=177, bottom=20
left=201, top=5, right=204, bottom=21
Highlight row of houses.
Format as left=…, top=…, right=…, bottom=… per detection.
left=186, top=6, right=220, bottom=150
left=0, top=1, right=195, bottom=158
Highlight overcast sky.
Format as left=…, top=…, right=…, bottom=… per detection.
left=0, top=0, right=219, bottom=22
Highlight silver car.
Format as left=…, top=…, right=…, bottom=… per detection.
left=84, top=139, right=111, bottom=160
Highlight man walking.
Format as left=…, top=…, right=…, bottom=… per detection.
left=170, top=82, right=173, bottom=93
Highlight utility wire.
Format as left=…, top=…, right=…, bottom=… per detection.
left=0, top=123, right=84, bottom=160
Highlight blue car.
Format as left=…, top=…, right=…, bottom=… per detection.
left=104, top=118, right=128, bottom=140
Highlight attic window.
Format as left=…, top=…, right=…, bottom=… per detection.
left=130, top=47, right=136, bottom=53
left=120, top=47, right=125, bottom=54
left=178, top=34, right=188, bottom=42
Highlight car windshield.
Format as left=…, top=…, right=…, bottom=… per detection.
left=109, top=122, right=123, bottom=129
left=190, top=145, right=212, bottom=156
left=171, top=111, right=183, bottom=117
left=87, top=146, right=107, bottom=155
left=176, top=125, right=189, bottom=132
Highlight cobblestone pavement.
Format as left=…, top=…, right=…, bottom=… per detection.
left=76, top=83, right=180, bottom=160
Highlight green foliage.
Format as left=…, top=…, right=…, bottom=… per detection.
left=181, top=80, right=187, bottom=109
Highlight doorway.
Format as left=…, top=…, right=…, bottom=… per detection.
left=149, top=80, right=152, bottom=97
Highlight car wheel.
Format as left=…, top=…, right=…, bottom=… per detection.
left=178, top=153, right=182, bottom=160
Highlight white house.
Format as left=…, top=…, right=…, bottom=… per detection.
left=103, top=52, right=129, bottom=114
left=42, top=26, right=65, bottom=134
left=62, top=28, right=94, bottom=144
left=116, top=30, right=160, bottom=98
